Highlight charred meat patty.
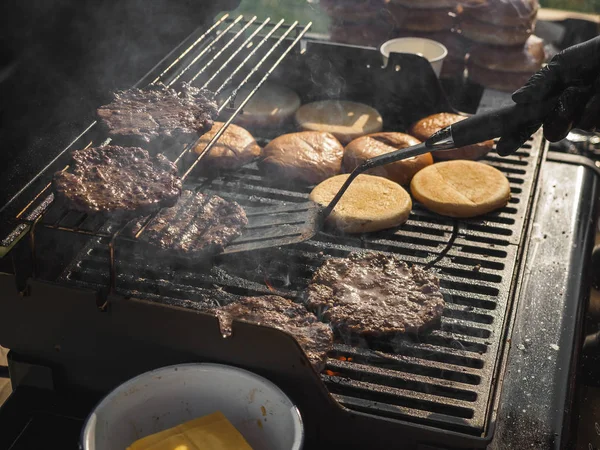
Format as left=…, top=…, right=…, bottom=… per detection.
left=133, top=190, right=248, bottom=257
left=97, top=82, right=217, bottom=148
left=53, top=145, right=181, bottom=215
left=216, top=295, right=333, bottom=372
left=306, top=252, right=445, bottom=336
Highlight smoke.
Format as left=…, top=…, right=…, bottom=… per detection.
left=0, top=0, right=236, bottom=209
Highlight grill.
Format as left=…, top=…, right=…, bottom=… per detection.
left=0, top=13, right=553, bottom=449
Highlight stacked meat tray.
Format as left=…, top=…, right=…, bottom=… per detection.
left=0, top=14, right=596, bottom=450
left=322, top=0, right=545, bottom=90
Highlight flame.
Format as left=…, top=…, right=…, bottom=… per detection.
left=264, top=278, right=276, bottom=293
left=325, top=370, right=340, bottom=376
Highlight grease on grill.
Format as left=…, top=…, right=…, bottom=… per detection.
left=52, top=145, right=182, bottom=215
left=132, top=190, right=248, bottom=257
left=215, top=295, right=333, bottom=372
left=306, top=252, right=445, bottom=337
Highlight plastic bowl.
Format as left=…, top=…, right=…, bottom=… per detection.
left=80, top=363, right=304, bottom=450
left=380, top=37, right=448, bottom=77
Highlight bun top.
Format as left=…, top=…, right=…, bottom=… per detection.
left=410, top=112, right=465, bottom=140
left=261, top=131, right=344, bottom=185
left=468, top=35, right=545, bottom=73
left=459, top=0, right=539, bottom=26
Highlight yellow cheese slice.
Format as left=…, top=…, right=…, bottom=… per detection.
left=127, top=411, right=253, bottom=450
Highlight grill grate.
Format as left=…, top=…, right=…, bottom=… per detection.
left=0, top=14, right=546, bottom=439
left=57, top=131, right=543, bottom=435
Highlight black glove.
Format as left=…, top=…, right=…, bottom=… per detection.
left=497, top=36, right=600, bottom=156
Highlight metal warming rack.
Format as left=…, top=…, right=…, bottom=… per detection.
left=0, top=14, right=548, bottom=447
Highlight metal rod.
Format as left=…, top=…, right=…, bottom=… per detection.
left=134, top=212, right=159, bottom=239
left=188, top=16, right=258, bottom=85
left=15, top=165, right=68, bottom=219
left=213, top=18, right=285, bottom=96
left=150, top=13, right=230, bottom=86
left=181, top=22, right=311, bottom=181
left=217, top=20, right=300, bottom=112
left=167, top=15, right=244, bottom=87
left=108, top=222, right=131, bottom=294
left=198, top=18, right=272, bottom=89
left=170, top=18, right=286, bottom=168
left=0, top=123, right=95, bottom=215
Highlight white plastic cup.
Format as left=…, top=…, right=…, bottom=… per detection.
left=380, top=37, right=448, bottom=78
left=81, top=363, right=304, bottom=450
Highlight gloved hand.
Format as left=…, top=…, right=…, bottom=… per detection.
left=497, top=36, right=600, bottom=156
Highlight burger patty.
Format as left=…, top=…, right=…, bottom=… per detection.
left=53, top=145, right=182, bottom=215
left=97, top=82, right=217, bottom=148
left=133, top=190, right=248, bottom=257
left=216, top=295, right=333, bottom=372
left=306, top=252, right=445, bottom=336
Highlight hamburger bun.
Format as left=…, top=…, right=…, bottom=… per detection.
left=260, top=131, right=344, bottom=185
left=388, top=4, right=458, bottom=32
left=194, top=122, right=261, bottom=171
left=467, top=35, right=545, bottom=91
left=459, top=0, right=539, bottom=27
left=391, top=0, right=459, bottom=9
left=309, top=174, right=412, bottom=233
left=222, top=81, right=301, bottom=129
left=459, top=15, right=534, bottom=46
left=410, top=113, right=493, bottom=160
left=295, top=100, right=383, bottom=145
left=343, top=132, right=433, bottom=185
left=410, top=160, right=510, bottom=218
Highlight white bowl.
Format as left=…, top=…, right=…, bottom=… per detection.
left=380, top=37, right=448, bottom=77
left=81, top=363, right=304, bottom=450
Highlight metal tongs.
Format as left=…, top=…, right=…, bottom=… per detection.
left=223, top=98, right=557, bottom=254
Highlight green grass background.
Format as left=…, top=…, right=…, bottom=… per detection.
left=229, top=0, right=598, bottom=34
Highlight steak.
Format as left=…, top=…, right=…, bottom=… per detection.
left=216, top=295, right=333, bottom=372
left=97, top=82, right=217, bottom=149
left=133, top=190, right=248, bottom=257
left=53, top=145, right=182, bottom=215
left=306, top=252, right=445, bottom=337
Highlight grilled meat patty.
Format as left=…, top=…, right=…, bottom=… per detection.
left=133, top=190, right=247, bottom=256
left=216, top=295, right=333, bottom=372
left=53, top=145, right=182, bottom=215
left=97, top=83, right=217, bottom=148
left=306, top=252, right=445, bottom=336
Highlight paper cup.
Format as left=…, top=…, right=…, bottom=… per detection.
left=380, top=37, right=448, bottom=77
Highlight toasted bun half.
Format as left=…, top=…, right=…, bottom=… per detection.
left=410, top=160, right=510, bottom=218
left=343, top=132, right=433, bottom=185
left=194, top=122, right=261, bottom=171
left=295, top=100, right=383, bottom=145
left=309, top=174, right=412, bottom=233
left=260, top=131, right=344, bottom=185
left=410, top=112, right=493, bottom=160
